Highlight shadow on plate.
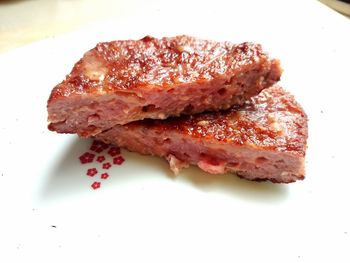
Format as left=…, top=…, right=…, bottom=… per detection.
left=40, top=137, right=289, bottom=203
left=39, top=137, right=94, bottom=200
left=179, top=166, right=289, bottom=203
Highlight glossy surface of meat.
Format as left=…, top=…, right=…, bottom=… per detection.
left=135, top=86, right=306, bottom=155
left=49, top=36, right=276, bottom=98
left=96, top=86, right=308, bottom=183
left=47, top=36, right=281, bottom=137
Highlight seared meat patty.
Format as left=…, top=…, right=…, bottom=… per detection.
left=96, top=85, right=308, bottom=183
left=48, top=36, right=281, bottom=137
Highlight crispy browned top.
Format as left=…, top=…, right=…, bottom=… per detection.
left=49, top=36, right=269, bottom=102
left=129, top=86, right=308, bottom=155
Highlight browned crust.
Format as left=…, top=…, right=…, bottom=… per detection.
left=48, top=36, right=278, bottom=102
left=95, top=85, right=308, bottom=183
left=47, top=36, right=282, bottom=136
left=124, top=85, right=308, bottom=156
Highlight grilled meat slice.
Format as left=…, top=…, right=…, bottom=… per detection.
left=48, top=36, right=281, bottom=137
left=96, top=85, right=307, bottom=183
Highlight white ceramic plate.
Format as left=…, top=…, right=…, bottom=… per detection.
left=1, top=1, right=350, bottom=262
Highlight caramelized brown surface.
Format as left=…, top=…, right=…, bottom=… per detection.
left=49, top=36, right=270, bottom=102
left=126, top=86, right=308, bottom=156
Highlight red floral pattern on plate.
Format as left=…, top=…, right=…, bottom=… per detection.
left=113, top=156, right=125, bottom=165
left=90, top=140, right=109, bottom=153
left=86, top=168, right=98, bottom=177
left=91, top=181, right=101, bottom=190
left=102, top=162, right=112, bottom=169
left=79, top=152, right=95, bottom=164
left=96, top=156, right=106, bottom=163
left=79, top=140, right=126, bottom=190
left=101, top=173, right=109, bottom=179
left=108, top=146, right=121, bottom=157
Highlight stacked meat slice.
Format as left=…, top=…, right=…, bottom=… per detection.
left=48, top=36, right=281, bottom=137
left=47, top=35, right=308, bottom=183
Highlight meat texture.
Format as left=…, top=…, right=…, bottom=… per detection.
left=96, top=85, right=308, bottom=183
left=48, top=36, right=282, bottom=137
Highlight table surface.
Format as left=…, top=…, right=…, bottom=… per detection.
left=0, top=0, right=159, bottom=53
left=0, top=0, right=348, bottom=54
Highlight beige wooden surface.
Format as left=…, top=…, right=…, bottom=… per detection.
left=0, top=0, right=348, bottom=54
left=0, top=0, right=158, bottom=53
